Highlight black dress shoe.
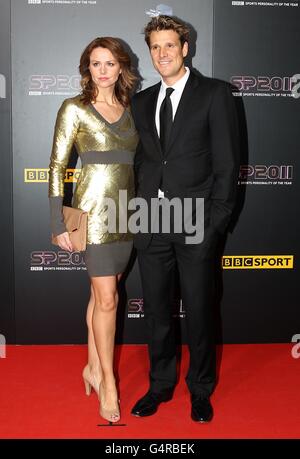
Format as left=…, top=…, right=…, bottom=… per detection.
left=131, top=390, right=173, bottom=417
left=191, top=395, right=213, bottom=423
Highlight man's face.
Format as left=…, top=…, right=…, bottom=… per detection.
left=149, top=29, right=188, bottom=85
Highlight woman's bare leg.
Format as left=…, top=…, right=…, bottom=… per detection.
left=83, top=285, right=103, bottom=394
left=91, top=273, right=122, bottom=421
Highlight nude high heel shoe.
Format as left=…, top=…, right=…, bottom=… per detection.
left=82, top=365, right=101, bottom=397
left=98, top=381, right=120, bottom=423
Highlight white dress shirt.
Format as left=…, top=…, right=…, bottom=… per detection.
left=156, top=67, right=190, bottom=197
left=155, top=66, right=190, bottom=137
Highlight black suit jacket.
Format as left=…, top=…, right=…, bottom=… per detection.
left=131, top=70, right=239, bottom=249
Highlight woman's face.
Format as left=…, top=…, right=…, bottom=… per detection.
left=89, top=46, right=121, bottom=91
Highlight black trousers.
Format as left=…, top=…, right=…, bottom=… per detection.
left=137, top=227, right=218, bottom=397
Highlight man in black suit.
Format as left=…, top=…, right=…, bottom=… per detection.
left=130, top=15, right=239, bottom=422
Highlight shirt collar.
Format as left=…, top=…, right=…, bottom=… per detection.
left=160, top=66, right=190, bottom=93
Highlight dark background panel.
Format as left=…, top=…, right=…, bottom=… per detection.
left=213, top=0, right=299, bottom=342
left=0, top=0, right=15, bottom=343
left=3, top=0, right=299, bottom=344
left=11, top=0, right=213, bottom=344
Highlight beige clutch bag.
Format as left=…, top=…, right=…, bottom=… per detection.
left=52, top=206, right=88, bottom=252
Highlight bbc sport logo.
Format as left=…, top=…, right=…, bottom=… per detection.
left=24, top=168, right=81, bottom=183
left=222, top=255, right=294, bottom=269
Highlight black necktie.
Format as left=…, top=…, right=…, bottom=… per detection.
left=159, top=87, right=174, bottom=154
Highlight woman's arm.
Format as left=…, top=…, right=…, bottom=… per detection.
left=48, top=99, right=79, bottom=240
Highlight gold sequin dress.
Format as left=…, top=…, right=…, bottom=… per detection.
left=48, top=94, right=138, bottom=276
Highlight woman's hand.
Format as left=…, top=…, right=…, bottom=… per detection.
left=56, top=231, right=73, bottom=252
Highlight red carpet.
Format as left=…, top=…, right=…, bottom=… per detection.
left=0, top=344, right=299, bottom=439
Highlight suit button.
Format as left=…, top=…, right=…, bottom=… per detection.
left=163, top=160, right=167, bottom=165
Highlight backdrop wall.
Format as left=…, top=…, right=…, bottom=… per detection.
left=0, top=0, right=14, bottom=344
left=0, top=0, right=299, bottom=344
left=212, top=0, right=299, bottom=343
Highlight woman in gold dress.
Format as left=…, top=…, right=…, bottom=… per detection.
left=48, top=37, right=138, bottom=423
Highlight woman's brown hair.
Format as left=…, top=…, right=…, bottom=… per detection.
left=79, top=37, right=137, bottom=107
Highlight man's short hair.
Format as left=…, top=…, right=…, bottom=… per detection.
left=144, top=15, right=190, bottom=47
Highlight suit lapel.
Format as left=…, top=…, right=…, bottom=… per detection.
left=166, top=71, right=201, bottom=155
left=143, top=72, right=202, bottom=157
left=145, top=83, right=162, bottom=156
